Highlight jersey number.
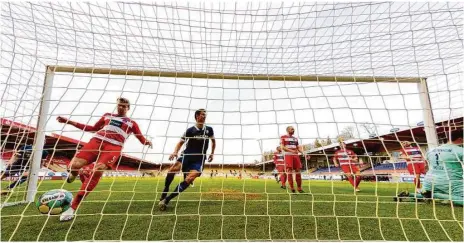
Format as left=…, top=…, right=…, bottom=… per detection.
left=435, top=153, right=440, bottom=166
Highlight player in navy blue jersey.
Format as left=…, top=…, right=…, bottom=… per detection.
left=159, top=109, right=216, bottom=210
left=1, top=145, right=48, bottom=195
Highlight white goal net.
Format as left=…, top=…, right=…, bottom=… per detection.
left=1, top=2, right=463, bottom=242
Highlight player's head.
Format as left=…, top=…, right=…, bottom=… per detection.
left=276, top=146, right=282, bottom=152
left=401, top=141, right=411, bottom=147
left=286, top=126, right=295, bottom=135
left=449, top=129, right=463, bottom=144
left=116, top=97, right=130, bottom=115
left=194, top=109, right=207, bottom=123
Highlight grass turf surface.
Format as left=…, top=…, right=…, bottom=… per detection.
left=1, top=177, right=463, bottom=241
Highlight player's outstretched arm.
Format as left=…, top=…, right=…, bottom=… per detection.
left=132, top=122, right=152, bottom=148
left=56, top=115, right=105, bottom=132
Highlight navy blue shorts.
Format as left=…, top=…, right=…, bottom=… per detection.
left=2, top=164, right=27, bottom=177
left=177, top=155, right=206, bottom=173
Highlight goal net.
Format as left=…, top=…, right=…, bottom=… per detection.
left=1, top=2, right=463, bottom=241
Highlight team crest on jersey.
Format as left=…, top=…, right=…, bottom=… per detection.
left=206, top=130, right=209, bottom=134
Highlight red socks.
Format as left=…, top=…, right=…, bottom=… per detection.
left=287, top=172, right=294, bottom=190
left=295, top=173, right=302, bottom=191
left=280, top=173, right=287, bottom=187
left=71, top=170, right=103, bottom=210
left=355, top=176, right=362, bottom=188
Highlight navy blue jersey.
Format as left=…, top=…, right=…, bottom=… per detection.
left=14, top=145, right=49, bottom=166
left=181, top=126, right=214, bottom=156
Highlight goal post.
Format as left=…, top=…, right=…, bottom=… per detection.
left=2, top=2, right=462, bottom=241
left=25, top=67, right=55, bottom=203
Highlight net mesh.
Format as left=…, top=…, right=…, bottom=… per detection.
left=1, top=2, right=463, bottom=242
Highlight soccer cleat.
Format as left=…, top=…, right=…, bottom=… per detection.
left=291, top=189, right=296, bottom=193
left=355, top=188, right=361, bottom=192
left=394, top=190, right=409, bottom=202
left=298, top=190, right=305, bottom=193
left=59, top=207, right=75, bottom=222
left=158, top=199, right=167, bottom=211
left=0, top=189, right=10, bottom=196
left=66, top=173, right=76, bottom=183
left=280, top=186, right=286, bottom=189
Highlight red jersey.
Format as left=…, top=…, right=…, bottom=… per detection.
left=273, top=152, right=285, bottom=165
left=281, top=135, right=299, bottom=154
left=74, top=113, right=147, bottom=146
left=400, top=145, right=425, bottom=164
left=334, top=149, right=357, bottom=165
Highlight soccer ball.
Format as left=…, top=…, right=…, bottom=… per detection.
left=36, top=189, right=73, bottom=215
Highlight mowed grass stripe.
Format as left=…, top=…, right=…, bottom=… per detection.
left=1, top=177, right=462, bottom=241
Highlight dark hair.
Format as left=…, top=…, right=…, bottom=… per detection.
left=117, top=97, right=130, bottom=109
left=450, top=129, right=463, bottom=142
left=194, top=109, right=206, bottom=121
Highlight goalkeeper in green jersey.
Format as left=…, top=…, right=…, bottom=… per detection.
left=396, top=129, right=463, bottom=206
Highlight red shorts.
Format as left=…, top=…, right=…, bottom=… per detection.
left=284, top=155, right=302, bottom=170
left=341, top=164, right=359, bottom=174
left=75, top=138, right=122, bottom=168
left=407, top=163, right=426, bottom=175
left=275, top=164, right=285, bottom=173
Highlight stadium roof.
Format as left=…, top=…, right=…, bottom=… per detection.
left=258, top=116, right=463, bottom=165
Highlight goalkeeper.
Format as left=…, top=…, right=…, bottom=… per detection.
left=396, top=129, right=463, bottom=206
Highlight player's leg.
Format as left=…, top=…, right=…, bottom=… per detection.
left=407, top=163, right=419, bottom=192
left=163, top=170, right=200, bottom=204
left=278, top=166, right=287, bottom=189
left=340, top=165, right=355, bottom=188
left=284, top=155, right=295, bottom=192
left=293, top=156, right=303, bottom=193
left=160, top=161, right=182, bottom=201
left=67, top=139, right=101, bottom=183
left=160, top=158, right=203, bottom=210
left=61, top=145, right=120, bottom=222
left=352, top=165, right=361, bottom=191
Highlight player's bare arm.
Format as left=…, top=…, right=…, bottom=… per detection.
left=57, top=115, right=104, bottom=132
left=208, top=137, right=216, bottom=162
left=169, top=140, right=185, bottom=161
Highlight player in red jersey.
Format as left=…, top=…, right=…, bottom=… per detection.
left=56, top=97, right=152, bottom=221
left=333, top=140, right=361, bottom=192
left=280, top=126, right=305, bottom=193
left=273, top=146, right=287, bottom=189
left=399, top=141, right=428, bottom=193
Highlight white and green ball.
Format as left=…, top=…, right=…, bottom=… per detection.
left=36, top=189, right=73, bottom=215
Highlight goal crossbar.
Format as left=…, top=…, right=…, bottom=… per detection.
left=48, top=65, right=424, bottom=83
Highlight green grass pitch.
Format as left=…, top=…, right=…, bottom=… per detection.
left=1, top=177, right=463, bottom=241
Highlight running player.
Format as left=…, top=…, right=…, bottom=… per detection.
left=333, top=139, right=361, bottom=192
left=399, top=141, right=428, bottom=193
left=159, top=109, right=215, bottom=211
left=56, top=97, right=152, bottom=221
left=280, top=126, right=304, bottom=193
left=1, top=145, right=49, bottom=195
left=273, top=146, right=287, bottom=189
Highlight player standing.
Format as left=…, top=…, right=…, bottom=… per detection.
left=159, top=109, right=215, bottom=211
left=1, top=144, right=49, bottom=195
left=280, top=126, right=304, bottom=193
left=399, top=141, right=428, bottom=193
left=273, top=146, right=287, bottom=189
left=56, top=97, right=152, bottom=221
left=333, top=139, right=361, bottom=192
left=397, top=130, right=463, bottom=205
